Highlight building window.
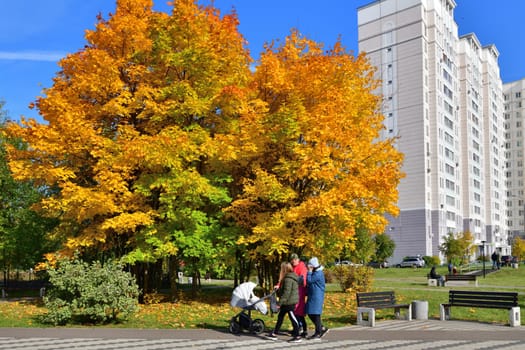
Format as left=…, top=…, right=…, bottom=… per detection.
left=445, top=163, right=455, bottom=175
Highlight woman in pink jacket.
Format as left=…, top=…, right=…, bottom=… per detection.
left=290, top=253, right=308, bottom=338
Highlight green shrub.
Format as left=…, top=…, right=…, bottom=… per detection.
left=329, top=265, right=374, bottom=293
left=323, top=268, right=334, bottom=283
left=41, top=259, right=139, bottom=325
left=424, top=255, right=441, bottom=267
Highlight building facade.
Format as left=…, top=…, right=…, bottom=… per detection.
left=357, top=0, right=509, bottom=264
left=504, top=78, right=525, bottom=244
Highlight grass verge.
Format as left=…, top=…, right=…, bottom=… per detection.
left=1, top=265, right=523, bottom=329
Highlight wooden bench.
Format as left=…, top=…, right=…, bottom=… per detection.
left=356, top=291, right=412, bottom=327
left=1, top=280, right=47, bottom=299
left=444, top=274, right=477, bottom=286
left=440, top=290, right=520, bottom=327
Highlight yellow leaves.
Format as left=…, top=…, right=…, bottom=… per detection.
left=85, top=0, right=153, bottom=57
left=243, top=168, right=297, bottom=204
left=3, top=0, right=403, bottom=272
left=100, top=212, right=156, bottom=233
left=228, top=28, right=404, bottom=262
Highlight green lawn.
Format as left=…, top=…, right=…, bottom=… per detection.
left=371, top=265, right=525, bottom=324
left=0, top=265, right=524, bottom=329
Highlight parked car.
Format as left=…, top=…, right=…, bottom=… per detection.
left=334, top=260, right=353, bottom=266
left=396, top=257, right=425, bottom=268
left=367, top=261, right=389, bottom=268
left=500, top=255, right=517, bottom=267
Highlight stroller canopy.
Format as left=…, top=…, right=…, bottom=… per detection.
left=230, top=281, right=268, bottom=314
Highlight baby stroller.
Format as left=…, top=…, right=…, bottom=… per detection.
left=229, top=281, right=275, bottom=335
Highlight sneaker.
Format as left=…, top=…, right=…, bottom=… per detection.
left=288, top=336, right=302, bottom=343
left=308, top=334, right=322, bottom=340
left=265, top=333, right=278, bottom=340
left=320, top=327, right=330, bottom=338
left=300, top=331, right=308, bottom=338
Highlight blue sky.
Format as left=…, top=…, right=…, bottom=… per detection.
left=1, top=0, right=524, bottom=121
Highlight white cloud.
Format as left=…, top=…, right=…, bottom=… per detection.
left=0, top=51, right=65, bottom=62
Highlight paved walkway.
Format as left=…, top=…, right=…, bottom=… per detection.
left=1, top=319, right=525, bottom=349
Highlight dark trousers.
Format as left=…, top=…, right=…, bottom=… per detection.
left=273, top=304, right=300, bottom=337
left=308, top=314, right=323, bottom=335
left=296, top=315, right=307, bottom=333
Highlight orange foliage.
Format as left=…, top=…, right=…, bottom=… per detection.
left=5, top=0, right=250, bottom=263
left=5, top=1, right=403, bottom=268
left=226, top=31, right=404, bottom=262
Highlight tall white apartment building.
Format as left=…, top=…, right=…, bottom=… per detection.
left=504, top=79, right=525, bottom=243
left=357, top=0, right=509, bottom=264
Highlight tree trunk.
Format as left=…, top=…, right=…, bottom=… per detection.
left=168, top=255, right=179, bottom=299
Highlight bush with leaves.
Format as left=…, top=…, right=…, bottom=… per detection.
left=41, top=259, right=139, bottom=325
left=329, top=265, right=374, bottom=293
left=424, top=255, right=441, bottom=267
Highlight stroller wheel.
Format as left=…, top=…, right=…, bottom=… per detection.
left=250, top=318, right=265, bottom=334
left=229, top=319, right=241, bottom=334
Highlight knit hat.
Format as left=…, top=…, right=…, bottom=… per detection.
left=290, top=253, right=299, bottom=260
left=308, top=257, right=320, bottom=268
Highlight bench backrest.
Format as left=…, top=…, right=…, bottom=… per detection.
left=357, top=291, right=396, bottom=307
left=449, top=290, right=518, bottom=309
left=445, top=274, right=476, bottom=281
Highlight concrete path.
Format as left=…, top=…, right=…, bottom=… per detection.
left=1, top=319, right=525, bottom=349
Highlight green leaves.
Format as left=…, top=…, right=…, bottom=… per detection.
left=3, top=1, right=404, bottom=291
left=42, top=259, right=139, bottom=325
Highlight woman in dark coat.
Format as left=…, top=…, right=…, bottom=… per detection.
left=429, top=266, right=445, bottom=286
left=266, top=262, right=302, bottom=343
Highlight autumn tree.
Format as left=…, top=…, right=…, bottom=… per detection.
left=5, top=1, right=404, bottom=292
left=225, top=31, right=404, bottom=284
left=0, top=101, right=59, bottom=282
left=373, top=233, right=395, bottom=264
left=349, top=227, right=376, bottom=265
left=512, top=236, right=525, bottom=263
left=439, top=231, right=475, bottom=266
left=5, top=0, right=251, bottom=293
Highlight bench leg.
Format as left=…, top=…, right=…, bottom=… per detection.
left=509, top=307, right=521, bottom=327
left=394, top=305, right=412, bottom=321
left=357, top=307, right=375, bottom=327
left=440, top=304, right=450, bottom=321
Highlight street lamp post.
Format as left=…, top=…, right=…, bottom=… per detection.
left=481, top=240, right=486, bottom=278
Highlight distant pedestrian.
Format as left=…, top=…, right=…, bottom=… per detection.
left=491, top=251, right=497, bottom=269
left=305, top=257, right=329, bottom=340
